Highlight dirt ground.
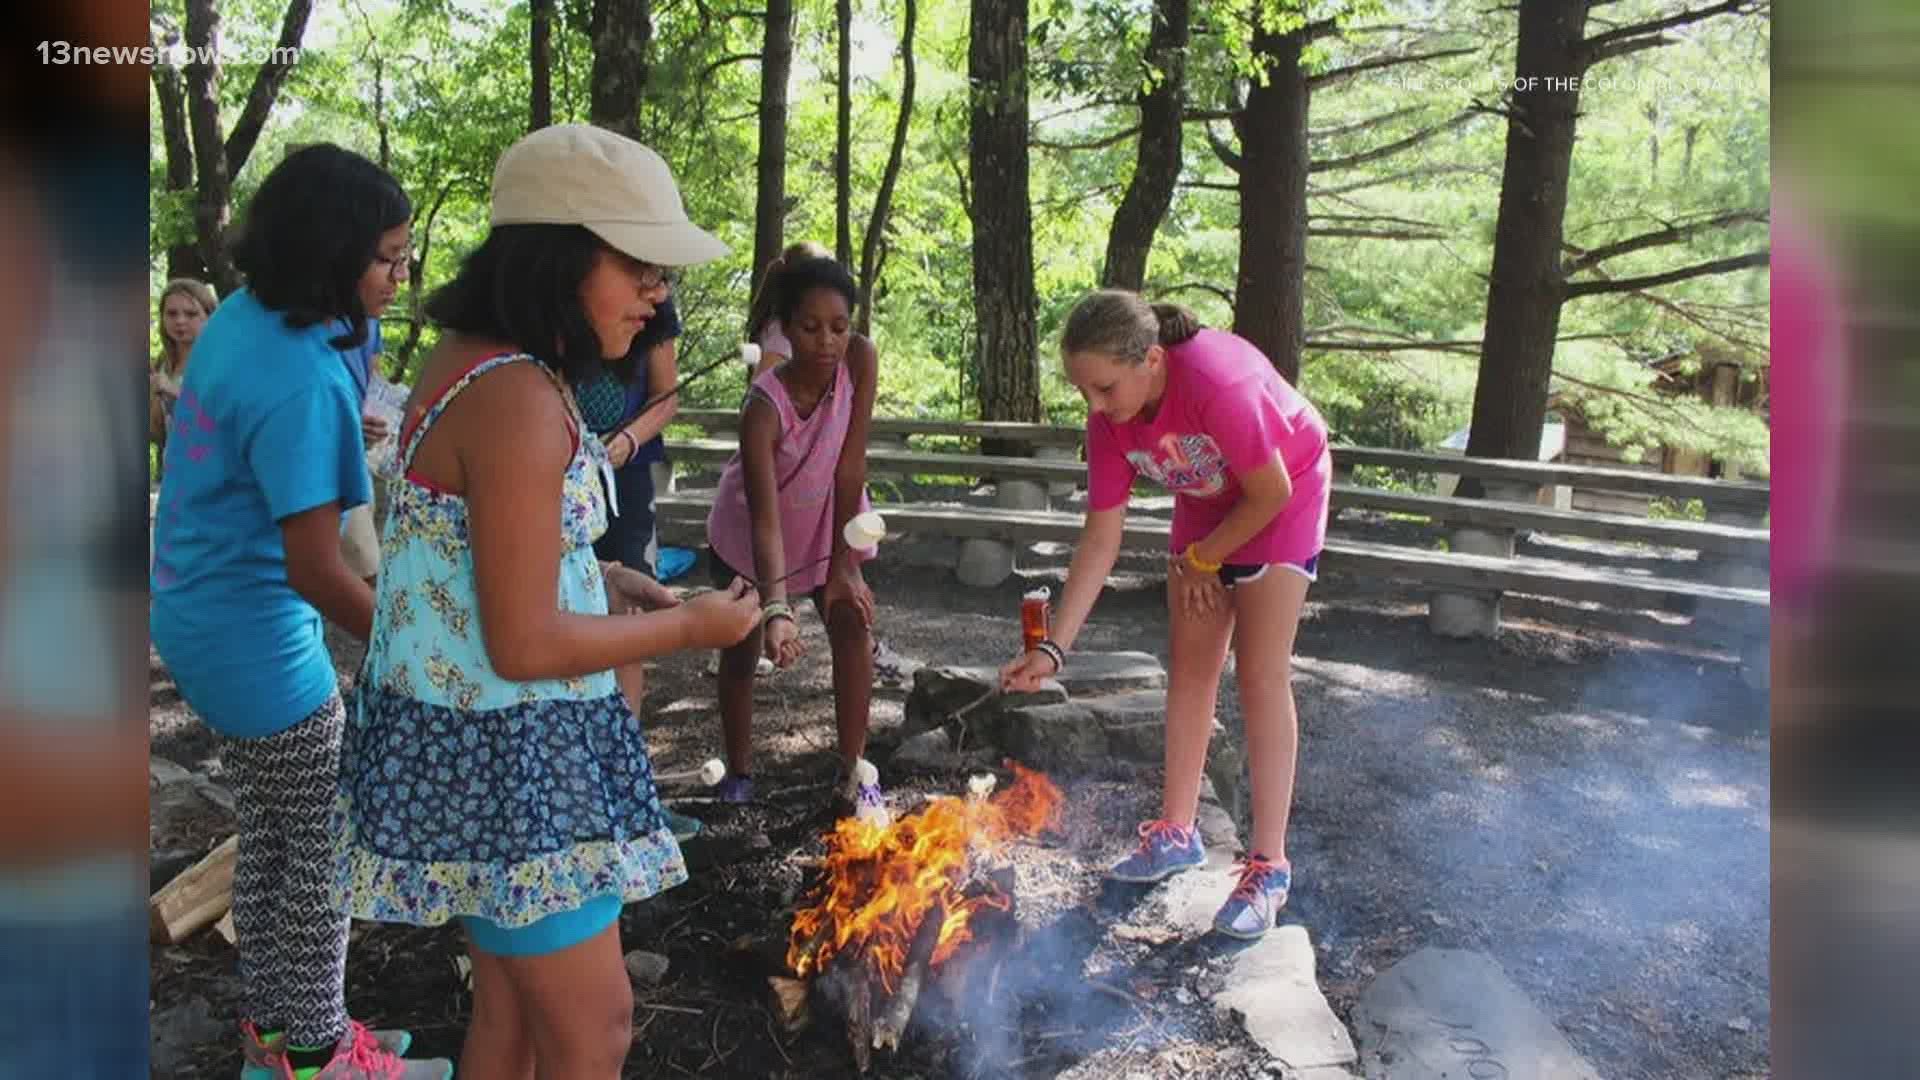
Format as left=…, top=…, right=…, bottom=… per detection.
left=149, top=518, right=1771, bottom=1079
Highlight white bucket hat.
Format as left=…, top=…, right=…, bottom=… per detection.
left=490, top=123, right=728, bottom=266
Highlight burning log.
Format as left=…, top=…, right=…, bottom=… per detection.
left=845, top=963, right=873, bottom=1073
left=873, top=898, right=946, bottom=1052
left=786, top=764, right=1062, bottom=1068
left=767, top=975, right=811, bottom=1034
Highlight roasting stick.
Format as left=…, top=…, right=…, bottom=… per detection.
left=742, top=511, right=889, bottom=593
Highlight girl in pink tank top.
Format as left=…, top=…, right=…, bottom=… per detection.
left=705, top=255, right=885, bottom=810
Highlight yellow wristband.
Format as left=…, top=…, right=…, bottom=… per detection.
left=1184, top=543, right=1222, bottom=573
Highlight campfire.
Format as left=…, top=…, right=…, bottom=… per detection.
left=779, top=763, right=1063, bottom=1071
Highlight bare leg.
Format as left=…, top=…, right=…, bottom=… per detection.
left=815, top=590, right=874, bottom=770
left=1162, top=576, right=1236, bottom=829
left=459, top=937, right=536, bottom=1080
left=1230, top=570, right=1310, bottom=862
left=491, top=923, right=632, bottom=1080
left=717, top=620, right=764, bottom=777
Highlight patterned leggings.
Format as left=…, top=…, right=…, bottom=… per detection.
left=221, top=696, right=350, bottom=1048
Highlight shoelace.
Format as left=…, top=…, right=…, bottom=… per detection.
left=1136, top=818, right=1193, bottom=852
left=1228, top=855, right=1286, bottom=904
left=342, top=1021, right=403, bottom=1077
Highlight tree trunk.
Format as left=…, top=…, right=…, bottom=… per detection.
left=835, top=0, right=855, bottom=267
left=1101, top=0, right=1190, bottom=291
left=589, top=0, right=652, bottom=139
left=224, top=0, right=315, bottom=180
left=1463, top=0, right=1588, bottom=469
left=184, top=0, right=239, bottom=298
left=753, top=0, right=797, bottom=307
left=531, top=0, right=555, bottom=130
left=180, top=0, right=314, bottom=298
left=1231, top=25, right=1310, bottom=384
left=151, top=26, right=205, bottom=284
left=857, top=0, right=918, bottom=337
left=968, top=0, right=1041, bottom=434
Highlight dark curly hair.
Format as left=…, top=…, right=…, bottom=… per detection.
left=774, top=255, right=858, bottom=326
left=423, top=223, right=621, bottom=389
left=230, top=143, right=411, bottom=351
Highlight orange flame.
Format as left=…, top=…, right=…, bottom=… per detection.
left=787, top=763, right=1062, bottom=992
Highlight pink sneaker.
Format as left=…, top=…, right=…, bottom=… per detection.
left=265, top=1020, right=451, bottom=1079
left=240, top=1020, right=412, bottom=1079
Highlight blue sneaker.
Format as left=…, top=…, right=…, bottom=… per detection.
left=1212, top=855, right=1291, bottom=940
left=715, top=774, right=755, bottom=804
left=1106, top=819, right=1206, bottom=883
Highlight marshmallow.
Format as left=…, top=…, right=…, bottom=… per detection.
left=843, top=510, right=888, bottom=548
left=741, top=342, right=761, bottom=369
left=968, top=773, right=997, bottom=801
left=853, top=758, right=879, bottom=786
left=699, top=758, right=726, bottom=787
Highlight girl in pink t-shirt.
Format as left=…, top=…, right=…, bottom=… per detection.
left=1001, top=289, right=1332, bottom=941
left=706, top=254, right=885, bottom=811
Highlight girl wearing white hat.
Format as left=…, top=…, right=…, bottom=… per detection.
left=331, top=125, right=761, bottom=1078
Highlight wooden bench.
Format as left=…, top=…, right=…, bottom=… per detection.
left=652, top=492, right=1767, bottom=621
left=661, top=437, right=1769, bottom=560
left=657, top=425, right=1771, bottom=681
left=668, top=412, right=1770, bottom=516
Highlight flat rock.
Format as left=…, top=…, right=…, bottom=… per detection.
left=991, top=698, right=1222, bottom=770
left=1194, top=798, right=1241, bottom=857
left=890, top=727, right=955, bottom=771
left=624, top=949, right=671, bottom=986
left=1353, top=947, right=1601, bottom=1080
left=901, top=665, right=1066, bottom=737
left=149, top=757, right=198, bottom=787
left=1157, top=866, right=1248, bottom=935
left=1055, top=651, right=1168, bottom=696
left=1215, top=925, right=1358, bottom=1069
left=988, top=702, right=1107, bottom=769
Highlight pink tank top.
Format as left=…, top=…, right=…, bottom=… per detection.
left=705, top=361, right=875, bottom=594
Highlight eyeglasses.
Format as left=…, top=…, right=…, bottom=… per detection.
left=371, top=247, right=413, bottom=280
left=636, top=263, right=675, bottom=291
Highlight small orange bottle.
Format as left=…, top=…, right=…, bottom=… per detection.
left=1021, top=587, right=1052, bottom=653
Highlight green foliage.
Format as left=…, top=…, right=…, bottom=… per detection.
left=148, top=0, right=1772, bottom=475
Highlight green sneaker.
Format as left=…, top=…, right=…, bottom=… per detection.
left=239, top=1019, right=421, bottom=1079
left=662, top=806, right=703, bottom=841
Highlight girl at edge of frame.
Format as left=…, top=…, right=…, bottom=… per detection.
left=147, top=143, right=452, bottom=1078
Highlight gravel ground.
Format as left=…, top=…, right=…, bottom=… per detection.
left=149, top=511, right=1769, bottom=1079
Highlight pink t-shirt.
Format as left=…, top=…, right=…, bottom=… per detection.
left=1087, top=328, right=1332, bottom=566
left=1767, top=203, right=1848, bottom=602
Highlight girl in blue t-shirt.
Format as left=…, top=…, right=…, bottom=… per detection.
left=148, top=144, right=450, bottom=1078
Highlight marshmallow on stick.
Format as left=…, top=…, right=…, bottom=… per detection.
left=843, top=510, right=887, bottom=548
left=741, top=342, right=761, bottom=370
left=655, top=758, right=726, bottom=787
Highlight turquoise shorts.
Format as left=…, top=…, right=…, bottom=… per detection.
left=461, top=894, right=623, bottom=957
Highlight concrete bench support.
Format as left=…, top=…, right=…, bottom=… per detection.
left=1428, top=480, right=1541, bottom=638
left=1033, top=444, right=1081, bottom=498
left=955, top=478, right=1050, bottom=587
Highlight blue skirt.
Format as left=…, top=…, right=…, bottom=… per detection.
left=331, top=684, right=687, bottom=932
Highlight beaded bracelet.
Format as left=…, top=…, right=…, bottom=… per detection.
left=1035, top=639, right=1066, bottom=674
left=761, top=600, right=794, bottom=626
